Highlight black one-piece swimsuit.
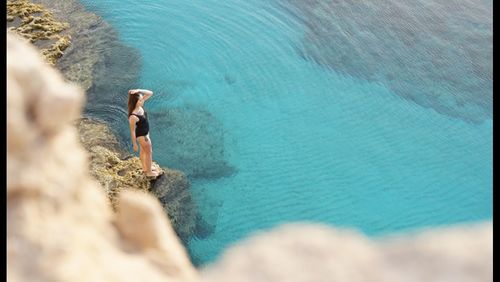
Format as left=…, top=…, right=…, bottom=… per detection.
left=131, top=112, right=149, bottom=137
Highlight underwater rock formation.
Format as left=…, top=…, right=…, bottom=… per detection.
left=282, top=0, right=492, bottom=123
left=149, top=105, right=236, bottom=179
left=7, top=32, right=198, bottom=282
left=7, top=0, right=71, bottom=65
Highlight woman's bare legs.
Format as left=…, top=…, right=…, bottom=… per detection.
left=138, top=135, right=158, bottom=177
left=147, top=135, right=160, bottom=173
left=139, top=145, right=147, bottom=172
left=139, top=147, right=158, bottom=173
left=139, top=136, right=158, bottom=173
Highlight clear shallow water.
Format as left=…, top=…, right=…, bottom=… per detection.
left=80, top=0, right=492, bottom=266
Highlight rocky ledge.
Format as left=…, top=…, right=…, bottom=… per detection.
left=75, top=117, right=198, bottom=240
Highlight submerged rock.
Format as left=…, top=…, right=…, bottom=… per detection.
left=193, top=214, right=216, bottom=239
left=149, top=170, right=200, bottom=240
left=150, top=105, right=237, bottom=180
left=283, top=0, right=492, bottom=123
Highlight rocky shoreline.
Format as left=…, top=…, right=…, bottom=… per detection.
left=7, top=0, right=71, bottom=65
left=7, top=0, right=204, bottom=242
left=75, top=118, right=200, bottom=240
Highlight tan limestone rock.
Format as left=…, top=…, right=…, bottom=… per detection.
left=7, top=0, right=71, bottom=65
left=202, top=222, right=492, bottom=282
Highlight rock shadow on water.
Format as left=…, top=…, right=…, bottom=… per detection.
left=149, top=104, right=237, bottom=180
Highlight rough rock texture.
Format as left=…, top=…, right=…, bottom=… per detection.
left=75, top=117, right=126, bottom=156
left=202, top=223, right=492, bottom=282
left=28, top=0, right=103, bottom=91
left=75, top=117, right=198, bottom=240
left=7, top=0, right=71, bottom=65
left=7, top=32, right=198, bottom=282
left=7, top=29, right=492, bottom=282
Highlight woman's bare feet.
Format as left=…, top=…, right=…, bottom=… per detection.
left=143, top=166, right=160, bottom=173
left=145, top=170, right=159, bottom=178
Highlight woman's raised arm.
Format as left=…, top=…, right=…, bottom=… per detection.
left=129, top=89, right=153, bottom=103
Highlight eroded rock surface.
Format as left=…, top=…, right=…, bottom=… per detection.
left=75, top=117, right=199, bottom=240
left=7, top=0, right=71, bottom=65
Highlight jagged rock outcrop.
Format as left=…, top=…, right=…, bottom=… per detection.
left=7, top=32, right=199, bottom=282
left=74, top=117, right=199, bottom=240
left=7, top=0, right=71, bottom=65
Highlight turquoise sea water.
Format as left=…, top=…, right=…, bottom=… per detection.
left=79, top=0, right=492, bottom=266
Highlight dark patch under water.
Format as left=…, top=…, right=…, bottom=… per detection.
left=149, top=105, right=237, bottom=180
left=280, top=0, right=492, bottom=123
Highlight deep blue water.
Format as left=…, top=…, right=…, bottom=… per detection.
left=79, top=0, right=492, bottom=267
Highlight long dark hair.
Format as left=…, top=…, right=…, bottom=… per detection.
left=127, top=93, right=140, bottom=116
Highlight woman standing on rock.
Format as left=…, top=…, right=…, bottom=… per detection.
left=128, top=89, right=161, bottom=178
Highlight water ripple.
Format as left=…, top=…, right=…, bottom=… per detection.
left=80, top=0, right=492, bottom=266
